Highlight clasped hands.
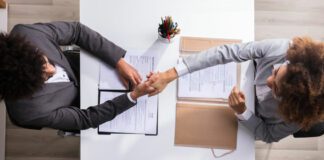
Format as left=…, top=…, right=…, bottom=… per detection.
left=116, top=58, right=176, bottom=100
left=116, top=58, right=247, bottom=114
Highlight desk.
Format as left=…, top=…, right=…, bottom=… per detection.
left=80, top=0, right=255, bottom=159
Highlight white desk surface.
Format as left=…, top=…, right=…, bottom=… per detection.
left=80, top=0, right=255, bottom=159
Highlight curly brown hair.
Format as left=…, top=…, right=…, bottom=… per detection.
left=278, top=37, right=324, bottom=130
left=0, top=33, right=46, bottom=100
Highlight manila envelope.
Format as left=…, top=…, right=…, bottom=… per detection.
left=175, top=102, right=238, bottom=149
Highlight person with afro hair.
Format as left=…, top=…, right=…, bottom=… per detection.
left=0, top=22, right=156, bottom=131
left=147, top=37, right=324, bottom=143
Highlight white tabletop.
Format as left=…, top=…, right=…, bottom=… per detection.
left=80, top=0, right=255, bottom=159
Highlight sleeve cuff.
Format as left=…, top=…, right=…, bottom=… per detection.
left=175, top=58, right=190, bottom=77
left=235, top=109, right=253, bottom=121
left=127, top=92, right=137, bottom=103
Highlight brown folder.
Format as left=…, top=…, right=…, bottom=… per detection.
left=0, top=0, right=5, bottom=8
left=175, top=36, right=241, bottom=149
left=175, top=102, right=238, bottom=149
left=180, top=36, right=241, bottom=53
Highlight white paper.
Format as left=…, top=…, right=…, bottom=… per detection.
left=99, top=64, right=126, bottom=90
left=178, top=62, right=237, bottom=99
left=98, top=92, right=158, bottom=134
left=98, top=52, right=158, bottom=134
left=99, top=53, right=155, bottom=90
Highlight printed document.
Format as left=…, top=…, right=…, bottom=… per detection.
left=178, top=62, right=237, bottom=99
left=98, top=91, right=158, bottom=134
left=99, top=53, right=155, bottom=90
left=98, top=52, right=158, bottom=135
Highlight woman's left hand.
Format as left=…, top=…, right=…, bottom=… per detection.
left=228, top=86, right=246, bottom=114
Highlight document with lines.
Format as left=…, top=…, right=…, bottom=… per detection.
left=98, top=52, right=158, bottom=135
left=177, top=62, right=238, bottom=100
left=99, top=54, right=156, bottom=90
left=98, top=91, right=158, bottom=134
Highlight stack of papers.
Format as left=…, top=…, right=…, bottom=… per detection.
left=98, top=52, right=158, bottom=135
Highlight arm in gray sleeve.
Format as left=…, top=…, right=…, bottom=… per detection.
left=183, top=39, right=290, bottom=73
left=241, top=114, right=300, bottom=143
left=13, top=21, right=126, bottom=67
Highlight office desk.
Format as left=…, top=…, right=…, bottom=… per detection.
left=80, top=0, right=255, bottom=159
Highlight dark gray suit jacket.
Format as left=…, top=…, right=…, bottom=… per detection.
left=5, top=22, right=136, bottom=130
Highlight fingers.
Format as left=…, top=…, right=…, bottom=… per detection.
left=144, top=81, right=155, bottom=91
left=146, top=72, right=154, bottom=79
left=231, top=86, right=243, bottom=101
left=229, top=86, right=243, bottom=105
left=121, top=76, right=129, bottom=89
left=239, top=91, right=245, bottom=100
left=129, top=76, right=137, bottom=89
left=231, top=92, right=240, bottom=105
left=147, top=73, right=160, bottom=88
left=128, top=72, right=142, bottom=89
left=228, top=93, right=234, bottom=107
left=133, top=71, right=142, bottom=85
left=228, top=86, right=247, bottom=114
left=129, top=71, right=166, bottom=97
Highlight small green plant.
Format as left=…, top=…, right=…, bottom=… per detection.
left=158, top=16, right=180, bottom=42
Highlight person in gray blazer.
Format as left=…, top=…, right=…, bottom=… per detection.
left=0, top=22, right=156, bottom=131
left=147, top=37, right=324, bottom=143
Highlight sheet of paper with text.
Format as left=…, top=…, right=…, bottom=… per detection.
left=98, top=52, right=158, bottom=135
left=178, top=62, right=237, bottom=99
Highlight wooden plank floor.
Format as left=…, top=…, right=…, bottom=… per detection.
left=255, top=0, right=324, bottom=40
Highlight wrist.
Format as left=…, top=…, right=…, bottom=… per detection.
left=130, top=91, right=139, bottom=100
left=235, top=106, right=246, bottom=114
left=163, top=68, right=178, bottom=83
left=116, top=58, right=125, bottom=68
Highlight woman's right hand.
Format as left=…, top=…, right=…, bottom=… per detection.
left=130, top=81, right=156, bottom=100
left=146, top=68, right=178, bottom=96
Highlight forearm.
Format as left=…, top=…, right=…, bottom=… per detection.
left=40, top=94, right=136, bottom=130
left=74, top=22, right=126, bottom=67
left=240, top=114, right=300, bottom=143
left=25, top=21, right=126, bottom=67
left=164, top=67, right=178, bottom=83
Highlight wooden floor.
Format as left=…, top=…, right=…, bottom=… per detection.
left=255, top=0, right=324, bottom=160
left=4, top=0, right=324, bottom=160
left=5, top=0, right=80, bottom=160
left=255, top=0, right=324, bottom=40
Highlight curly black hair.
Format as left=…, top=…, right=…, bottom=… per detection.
left=0, top=33, right=46, bottom=100
left=278, top=37, right=324, bottom=130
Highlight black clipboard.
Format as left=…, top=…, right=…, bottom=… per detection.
left=97, top=89, right=159, bottom=136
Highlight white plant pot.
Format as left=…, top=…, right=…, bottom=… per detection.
left=158, top=34, right=174, bottom=43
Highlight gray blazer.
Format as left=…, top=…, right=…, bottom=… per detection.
left=183, top=39, right=300, bottom=143
left=5, top=22, right=136, bottom=130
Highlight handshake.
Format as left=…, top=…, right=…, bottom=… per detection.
left=128, top=70, right=177, bottom=101
left=116, top=58, right=178, bottom=101
left=116, top=58, right=247, bottom=115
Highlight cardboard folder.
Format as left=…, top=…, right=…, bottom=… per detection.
left=175, top=36, right=241, bottom=150
left=0, top=0, right=6, bottom=9
left=175, top=102, right=238, bottom=149
left=180, top=36, right=241, bottom=53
